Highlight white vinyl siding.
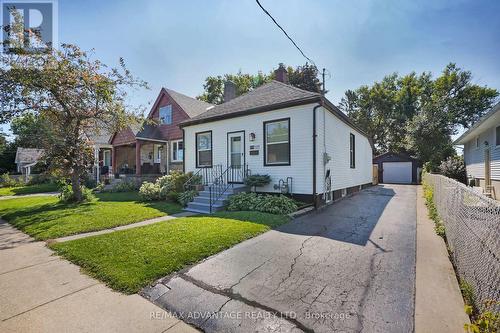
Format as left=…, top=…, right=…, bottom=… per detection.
left=315, top=106, right=373, bottom=193
left=184, top=103, right=373, bottom=195
left=184, top=104, right=314, bottom=194
left=464, top=126, right=500, bottom=181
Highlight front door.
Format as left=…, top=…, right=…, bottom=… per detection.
left=227, top=131, right=245, bottom=183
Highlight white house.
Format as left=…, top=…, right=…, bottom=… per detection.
left=454, top=101, right=500, bottom=200
left=180, top=65, right=373, bottom=212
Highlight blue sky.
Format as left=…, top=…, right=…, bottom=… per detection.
left=2, top=0, right=500, bottom=138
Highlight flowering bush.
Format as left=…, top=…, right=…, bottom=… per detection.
left=138, top=182, right=161, bottom=201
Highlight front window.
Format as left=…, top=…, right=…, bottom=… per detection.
left=171, top=140, right=183, bottom=162
left=159, top=105, right=172, bottom=124
left=264, top=119, right=290, bottom=165
left=196, top=132, right=212, bottom=167
left=350, top=133, right=355, bottom=168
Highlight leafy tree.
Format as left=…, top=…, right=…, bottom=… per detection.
left=339, top=64, right=498, bottom=166
left=0, top=44, right=147, bottom=202
left=197, top=63, right=322, bottom=104
left=10, top=113, right=49, bottom=148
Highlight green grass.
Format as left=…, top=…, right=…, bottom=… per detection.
left=0, top=192, right=182, bottom=240
left=50, top=211, right=289, bottom=293
left=0, top=183, right=59, bottom=196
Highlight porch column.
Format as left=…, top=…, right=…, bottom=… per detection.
left=135, top=140, right=142, bottom=175
left=112, top=147, right=116, bottom=174
left=94, top=147, right=99, bottom=183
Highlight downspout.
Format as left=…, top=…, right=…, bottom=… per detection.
left=182, top=128, right=186, bottom=173
left=312, top=102, right=322, bottom=208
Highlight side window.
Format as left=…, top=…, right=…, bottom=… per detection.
left=171, top=140, right=183, bottom=162
left=475, top=136, right=480, bottom=149
left=350, top=133, right=355, bottom=168
left=159, top=105, right=172, bottom=125
left=496, top=126, right=500, bottom=147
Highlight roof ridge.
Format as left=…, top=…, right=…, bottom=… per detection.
left=164, top=87, right=213, bottom=106
left=270, top=79, right=321, bottom=96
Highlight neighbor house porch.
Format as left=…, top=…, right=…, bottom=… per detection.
left=112, top=139, right=169, bottom=177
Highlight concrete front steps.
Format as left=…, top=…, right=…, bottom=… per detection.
left=184, top=184, right=249, bottom=214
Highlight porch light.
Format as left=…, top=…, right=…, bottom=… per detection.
left=249, top=132, right=256, bottom=141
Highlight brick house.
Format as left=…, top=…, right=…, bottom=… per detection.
left=109, top=88, right=212, bottom=177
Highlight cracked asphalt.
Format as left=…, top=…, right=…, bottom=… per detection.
left=142, top=185, right=417, bottom=333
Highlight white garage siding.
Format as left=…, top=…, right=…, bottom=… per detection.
left=315, top=106, right=373, bottom=193
left=183, top=104, right=315, bottom=194
left=382, top=162, right=412, bottom=184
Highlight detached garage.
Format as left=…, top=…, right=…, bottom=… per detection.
left=373, top=152, right=420, bottom=184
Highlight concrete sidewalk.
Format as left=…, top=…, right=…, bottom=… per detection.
left=0, top=192, right=59, bottom=200
left=0, top=220, right=198, bottom=333
left=415, top=186, right=469, bottom=332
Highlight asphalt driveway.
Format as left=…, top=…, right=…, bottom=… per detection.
left=143, top=184, right=417, bottom=333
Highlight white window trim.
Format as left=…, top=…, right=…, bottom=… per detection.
left=171, top=139, right=183, bottom=162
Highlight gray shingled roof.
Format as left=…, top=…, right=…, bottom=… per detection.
left=181, top=80, right=321, bottom=126
left=165, top=88, right=213, bottom=118
left=15, top=148, right=44, bottom=164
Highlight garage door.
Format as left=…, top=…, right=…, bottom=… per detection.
left=383, top=162, right=412, bottom=184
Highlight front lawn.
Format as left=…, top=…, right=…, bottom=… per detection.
left=0, top=192, right=182, bottom=240
left=50, top=211, right=289, bottom=293
left=0, top=183, right=59, bottom=196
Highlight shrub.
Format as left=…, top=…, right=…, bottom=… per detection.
left=177, top=190, right=197, bottom=207
left=244, top=174, right=271, bottom=192
left=464, top=300, right=500, bottom=333
left=138, top=182, right=161, bottom=201
left=28, top=173, right=53, bottom=185
left=0, top=173, right=23, bottom=187
left=58, top=183, right=95, bottom=203
left=228, top=193, right=297, bottom=215
left=167, top=191, right=179, bottom=202
left=109, top=180, right=139, bottom=193
left=439, top=156, right=467, bottom=184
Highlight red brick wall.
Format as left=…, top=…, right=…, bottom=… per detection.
left=149, top=91, right=189, bottom=140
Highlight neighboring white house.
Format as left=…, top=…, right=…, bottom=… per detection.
left=180, top=65, right=373, bottom=209
left=454, top=102, right=500, bottom=200
left=14, top=148, right=45, bottom=181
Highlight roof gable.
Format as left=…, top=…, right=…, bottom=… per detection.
left=15, top=148, right=44, bottom=164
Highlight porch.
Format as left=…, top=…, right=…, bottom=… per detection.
left=112, top=139, right=168, bottom=177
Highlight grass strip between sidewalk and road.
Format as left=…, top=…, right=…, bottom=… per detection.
left=50, top=211, right=289, bottom=294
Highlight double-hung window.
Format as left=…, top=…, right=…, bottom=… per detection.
left=350, top=133, right=355, bottom=168
left=264, top=118, right=290, bottom=165
left=171, top=140, right=183, bottom=162
left=159, top=105, right=172, bottom=124
left=196, top=132, right=212, bottom=167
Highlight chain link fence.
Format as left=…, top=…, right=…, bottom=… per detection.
left=423, top=173, right=500, bottom=311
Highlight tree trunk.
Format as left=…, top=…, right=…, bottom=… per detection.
left=71, top=171, right=83, bottom=202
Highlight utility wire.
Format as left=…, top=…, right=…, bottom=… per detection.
left=255, top=0, right=316, bottom=67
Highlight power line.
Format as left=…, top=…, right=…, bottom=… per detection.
left=255, top=0, right=316, bottom=67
